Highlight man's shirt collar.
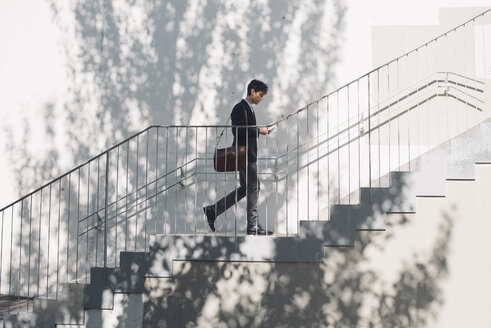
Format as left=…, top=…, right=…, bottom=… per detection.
left=244, top=98, right=254, bottom=111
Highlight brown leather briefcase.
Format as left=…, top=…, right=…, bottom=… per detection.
left=213, top=145, right=247, bottom=172
left=213, top=102, right=249, bottom=172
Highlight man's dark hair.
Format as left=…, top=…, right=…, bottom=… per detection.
left=247, top=79, right=268, bottom=96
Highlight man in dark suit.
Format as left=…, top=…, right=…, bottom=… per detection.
left=203, top=79, right=274, bottom=235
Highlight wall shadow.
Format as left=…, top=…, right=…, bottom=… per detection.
left=141, top=207, right=454, bottom=327
left=1, top=0, right=348, bottom=314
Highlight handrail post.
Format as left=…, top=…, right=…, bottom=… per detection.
left=104, top=152, right=109, bottom=269
left=368, top=75, right=372, bottom=197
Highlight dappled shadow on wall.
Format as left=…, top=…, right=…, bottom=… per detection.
left=0, top=0, right=348, bottom=310
left=142, top=209, right=454, bottom=327
left=2, top=0, right=347, bottom=204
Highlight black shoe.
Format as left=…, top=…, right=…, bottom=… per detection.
left=247, top=224, right=273, bottom=235
left=203, top=206, right=216, bottom=232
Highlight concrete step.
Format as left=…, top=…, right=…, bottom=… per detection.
left=359, top=172, right=417, bottom=211
left=3, top=284, right=85, bottom=328
left=405, top=119, right=491, bottom=197
left=446, top=119, right=491, bottom=179
left=57, top=293, right=145, bottom=328
left=3, top=312, right=37, bottom=328
left=84, top=252, right=150, bottom=310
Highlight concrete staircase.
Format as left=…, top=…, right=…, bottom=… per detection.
left=4, top=118, right=491, bottom=327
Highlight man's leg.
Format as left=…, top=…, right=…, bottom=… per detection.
left=245, top=162, right=272, bottom=235
left=245, top=162, right=259, bottom=228
left=209, top=171, right=246, bottom=217
left=204, top=170, right=246, bottom=232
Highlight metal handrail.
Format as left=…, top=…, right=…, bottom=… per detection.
left=77, top=74, right=484, bottom=237
left=0, top=70, right=483, bottom=214
left=1, top=72, right=485, bottom=245
left=0, top=126, right=154, bottom=213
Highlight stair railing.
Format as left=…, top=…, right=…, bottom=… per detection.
left=0, top=8, right=489, bottom=316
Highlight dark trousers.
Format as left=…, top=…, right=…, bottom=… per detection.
left=211, top=162, right=259, bottom=227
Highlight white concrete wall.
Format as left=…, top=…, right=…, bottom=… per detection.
left=0, top=0, right=347, bottom=209
left=1, top=1, right=490, bottom=210
left=139, top=164, right=491, bottom=327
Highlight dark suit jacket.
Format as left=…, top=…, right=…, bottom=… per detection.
left=231, top=99, right=259, bottom=163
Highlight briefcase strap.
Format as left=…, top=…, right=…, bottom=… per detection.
left=215, top=103, right=248, bottom=148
